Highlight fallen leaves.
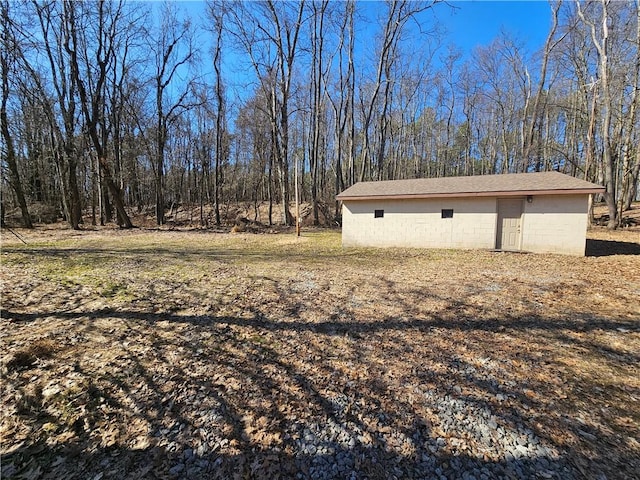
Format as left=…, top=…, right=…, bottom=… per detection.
left=0, top=227, right=638, bottom=479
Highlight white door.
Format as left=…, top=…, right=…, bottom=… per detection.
left=496, top=199, right=523, bottom=250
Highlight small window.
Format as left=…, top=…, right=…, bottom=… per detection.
left=441, top=209, right=454, bottom=219
left=374, top=209, right=384, bottom=218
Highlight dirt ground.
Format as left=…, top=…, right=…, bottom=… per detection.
left=1, top=215, right=639, bottom=479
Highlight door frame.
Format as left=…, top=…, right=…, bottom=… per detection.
left=495, top=198, right=524, bottom=251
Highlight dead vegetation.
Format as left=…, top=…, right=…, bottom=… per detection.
left=0, top=220, right=639, bottom=479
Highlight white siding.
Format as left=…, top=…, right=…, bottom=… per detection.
left=341, top=194, right=590, bottom=256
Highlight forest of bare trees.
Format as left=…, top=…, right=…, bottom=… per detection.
left=1, top=0, right=639, bottom=230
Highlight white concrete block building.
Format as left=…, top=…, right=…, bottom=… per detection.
left=336, top=172, right=605, bottom=256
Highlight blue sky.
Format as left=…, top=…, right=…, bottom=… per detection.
left=437, top=1, right=552, bottom=54
left=177, top=0, right=552, bottom=57
left=171, top=0, right=554, bottom=100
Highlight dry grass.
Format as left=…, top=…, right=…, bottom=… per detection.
left=1, top=219, right=639, bottom=479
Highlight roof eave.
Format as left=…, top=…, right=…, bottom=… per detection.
left=336, top=188, right=606, bottom=201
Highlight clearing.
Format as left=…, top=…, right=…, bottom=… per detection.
left=1, top=224, right=639, bottom=479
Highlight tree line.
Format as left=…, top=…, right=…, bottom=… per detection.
left=1, top=0, right=638, bottom=230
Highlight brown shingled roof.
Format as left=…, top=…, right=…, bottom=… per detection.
left=336, top=172, right=605, bottom=200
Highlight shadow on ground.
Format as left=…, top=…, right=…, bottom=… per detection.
left=2, top=440, right=579, bottom=480
left=2, top=305, right=638, bottom=480
left=586, top=238, right=640, bottom=256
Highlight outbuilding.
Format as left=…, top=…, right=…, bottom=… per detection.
left=336, top=171, right=605, bottom=256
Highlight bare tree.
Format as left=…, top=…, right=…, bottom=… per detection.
left=65, top=0, right=133, bottom=228
left=522, top=1, right=565, bottom=171
left=236, top=91, right=276, bottom=225
left=24, top=0, right=84, bottom=228
left=327, top=0, right=355, bottom=218
left=4, top=0, right=638, bottom=229
left=228, top=1, right=305, bottom=226
left=0, top=0, right=32, bottom=228
left=576, top=0, right=617, bottom=228
left=309, top=0, right=332, bottom=225
left=359, top=1, right=439, bottom=182
left=262, top=0, right=304, bottom=226
left=621, top=1, right=640, bottom=211
left=149, top=3, right=197, bottom=226
left=207, top=1, right=228, bottom=226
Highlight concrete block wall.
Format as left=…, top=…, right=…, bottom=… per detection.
left=520, top=194, right=589, bottom=256
left=342, top=194, right=590, bottom=256
left=341, top=198, right=497, bottom=249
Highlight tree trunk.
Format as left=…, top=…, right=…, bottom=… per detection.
left=213, top=13, right=224, bottom=227
left=65, top=0, right=133, bottom=228
left=310, top=1, right=328, bottom=225
left=1, top=56, right=32, bottom=228
left=622, top=4, right=640, bottom=210
left=624, top=149, right=640, bottom=210
left=577, top=0, right=617, bottom=229
left=28, top=0, right=82, bottom=229
left=155, top=156, right=165, bottom=225
left=1, top=2, right=32, bottom=228
left=522, top=2, right=561, bottom=168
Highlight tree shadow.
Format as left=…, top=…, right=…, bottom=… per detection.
left=585, top=238, right=640, bottom=257
left=3, top=304, right=638, bottom=479
left=2, top=439, right=584, bottom=480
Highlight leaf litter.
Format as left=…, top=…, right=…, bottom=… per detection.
left=0, top=225, right=639, bottom=479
